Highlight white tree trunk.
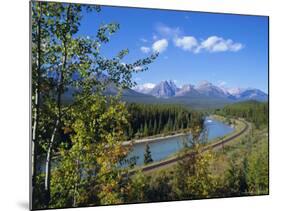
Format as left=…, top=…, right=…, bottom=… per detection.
left=44, top=118, right=59, bottom=205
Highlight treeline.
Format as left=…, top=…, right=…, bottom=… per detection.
left=126, top=103, right=204, bottom=139
left=214, top=100, right=268, bottom=128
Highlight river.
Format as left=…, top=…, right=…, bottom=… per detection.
left=124, top=116, right=234, bottom=166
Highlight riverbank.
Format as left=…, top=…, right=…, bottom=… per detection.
left=122, top=131, right=189, bottom=146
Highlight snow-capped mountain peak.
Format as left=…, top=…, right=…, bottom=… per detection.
left=181, top=84, right=194, bottom=92
left=175, top=84, right=199, bottom=97
left=196, top=80, right=213, bottom=88
left=235, top=88, right=268, bottom=101
left=195, top=81, right=226, bottom=98
left=226, top=87, right=244, bottom=96
left=149, top=80, right=179, bottom=98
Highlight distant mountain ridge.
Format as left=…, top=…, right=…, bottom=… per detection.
left=63, top=77, right=267, bottom=110
left=133, top=80, right=268, bottom=102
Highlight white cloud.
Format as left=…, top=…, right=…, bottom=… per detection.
left=142, top=83, right=156, bottom=89
left=230, top=43, right=244, bottom=52
left=133, top=83, right=156, bottom=93
left=152, top=39, right=168, bottom=53
left=212, top=42, right=229, bottom=52
left=174, top=36, right=198, bottom=51
left=152, top=23, right=243, bottom=54
left=140, top=46, right=151, bottom=54
left=155, top=24, right=181, bottom=38
left=200, top=36, right=220, bottom=50
left=195, top=36, right=244, bottom=53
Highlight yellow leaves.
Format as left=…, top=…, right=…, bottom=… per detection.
left=175, top=144, right=216, bottom=198
left=51, top=94, right=131, bottom=206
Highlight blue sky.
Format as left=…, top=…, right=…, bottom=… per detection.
left=77, top=5, right=268, bottom=93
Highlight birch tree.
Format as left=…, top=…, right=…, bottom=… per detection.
left=31, top=1, right=157, bottom=208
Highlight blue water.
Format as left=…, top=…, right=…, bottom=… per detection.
left=205, top=117, right=234, bottom=140
left=125, top=117, right=234, bottom=166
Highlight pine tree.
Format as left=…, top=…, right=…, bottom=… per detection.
left=153, top=119, right=157, bottom=135
left=158, top=114, right=162, bottom=133
left=148, top=119, right=152, bottom=136
left=144, top=144, right=153, bottom=165
left=143, top=121, right=148, bottom=136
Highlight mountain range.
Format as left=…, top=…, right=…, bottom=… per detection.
left=133, top=80, right=268, bottom=102
left=63, top=77, right=268, bottom=109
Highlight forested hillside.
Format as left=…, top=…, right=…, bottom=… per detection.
left=126, top=103, right=204, bottom=139
left=214, top=100, right=268, bottom=128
